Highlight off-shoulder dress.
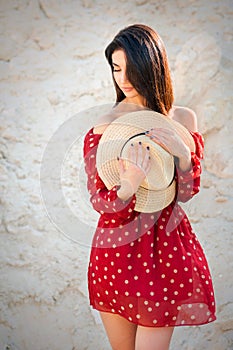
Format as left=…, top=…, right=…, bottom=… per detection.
left=83, top=127, right=216, bottom=327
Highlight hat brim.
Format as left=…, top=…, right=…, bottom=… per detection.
left=96, top=110, right=194, bottom=213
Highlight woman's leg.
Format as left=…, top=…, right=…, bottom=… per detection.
left=135, top=326, right=174, bottom=350
left=99, top=311, right=137, bottom=350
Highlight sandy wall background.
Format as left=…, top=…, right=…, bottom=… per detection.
left=0, top=0, right=232, bottom=349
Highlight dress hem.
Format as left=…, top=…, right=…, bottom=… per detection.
left=90, top=304, right=216, bottom=328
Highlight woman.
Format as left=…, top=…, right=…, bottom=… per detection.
left=83, top=24, right=216, bottom=350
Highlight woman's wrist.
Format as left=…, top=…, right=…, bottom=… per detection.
left=178, top=148, right=192, bottom=172
left=117, top=179, right=134, bottom=201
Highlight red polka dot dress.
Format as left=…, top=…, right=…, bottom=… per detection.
left=83, top=128, right=216, bottom=327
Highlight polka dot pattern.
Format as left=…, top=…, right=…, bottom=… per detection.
left=83, top=128, right=216, bottom=327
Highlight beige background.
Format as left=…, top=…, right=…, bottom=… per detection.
left=0, top=0, right=233, bottom=349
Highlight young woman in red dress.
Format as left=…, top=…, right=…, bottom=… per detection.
left=83, top=24, right=216, bottom=350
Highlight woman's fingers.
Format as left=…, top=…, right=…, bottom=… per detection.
left=118, top=158, right=125, bottom=176
left=131, top=142, right=151, bottom=174
left=137, top=141, right=143, bottom=165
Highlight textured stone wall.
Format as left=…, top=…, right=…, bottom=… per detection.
left=0, top=0, right=232, bottom=349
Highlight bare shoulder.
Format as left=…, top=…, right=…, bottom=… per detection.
left=93, top=113, right=113, bottom=134
left=172, top=106, right=198, bottom=132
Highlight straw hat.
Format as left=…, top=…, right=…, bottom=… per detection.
left=96, top=110, right=195, bottom=213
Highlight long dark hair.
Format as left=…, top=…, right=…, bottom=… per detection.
left=105, top=24, right=174, bottom=115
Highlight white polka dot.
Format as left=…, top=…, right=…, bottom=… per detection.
left=170, top=279, right=175, bottom=284
left=159, top=225, right=164, bottom=229
left=136, top=292, right=141, bottom=296
left=191, top=315, right=195, bottom=320
left=125, top=280, right=129, bottom=284
left=171, top=300, right=175, bottom=304
left=172, top=316, right=177, bottom=321
left=164, top=296, right=168, bottom=301
left=153, top=319, right=157, bottom=324
left=127, top=253, right=131, bottom=258
left=125, top=291, right=129, bottom=296
left=155, top=302, right=160, bottom=307
left=149, top=281, right=154, bottom=286
left=137, top=253, right=142, bottom=258
left=188, top=304, right=192, bottom=308
left=99, top=301, right=103, bottom=305
left=180, top=283, right=184, bottom=288
left=148, top=307, right=153, bottom=312
left=115, top=290, right=119, bottom=295
left=129, top=304, right=133, bottom=308
left=105, top=290, right=109, bottom=295
left=134, top=275, right=139, bottom=280
left=164, top=242, right=168, bottom=246
left=161, top=274, right=166, bottom=278
left=125, top=231, right=129, bottom=236
left=128, top=265, right=132, bottom=270
left=117, top=269, right=122, bottom=273
left=136, top=314, right=141, bottom=319
left=150, top=291, right=154, bottom=296
left=144, top=300, right=149, bottom=305
left=165, top=312, right=169, bottom=316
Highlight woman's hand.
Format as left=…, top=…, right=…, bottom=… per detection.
left=117, top=142, right=151, bottom=201
left=146, top=128, right=191, bottom=171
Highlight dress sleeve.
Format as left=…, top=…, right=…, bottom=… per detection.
left=83, top=128, right=136, bottom=219
left=175, top=131, right=204, bottom=203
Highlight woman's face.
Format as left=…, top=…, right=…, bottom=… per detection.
left=112, top=49, right=142, bottom=102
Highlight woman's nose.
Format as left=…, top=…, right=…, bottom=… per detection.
left=119, top=71, right=128, bottom=83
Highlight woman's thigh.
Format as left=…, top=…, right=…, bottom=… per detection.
left=99, top=311, right=137, bottom=350
left=135, top=325, right=174, bottom=350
